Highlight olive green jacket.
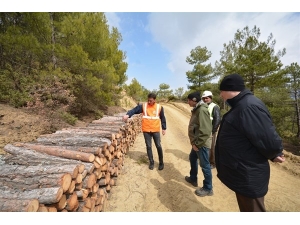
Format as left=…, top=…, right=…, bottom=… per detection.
left=188, top=101, right=212, bottom=148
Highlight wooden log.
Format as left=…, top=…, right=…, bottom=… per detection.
left=0, top=163, right=79, bottom=180
left=41, top=131, right=116, bottom=140
left=91, top=119, right=124, bottom=124
left=94, top=205, right=101, bottom=212
left=109, top=178, right=116, bottom=186
left=75, top=173, right=83, bottom=184
left=47, top=206, right=58, bottom=212
left=111, top=177, right=118, bottom=186
left=37, top=204, right=48, bottom=212
left=0, top=172, right=72, bottom=193
left=93, top=160, right=101, bottom=169
left=81, top=169, right=88, bottom=179
left=87, top=124, right=130, bottom=131
left=69, top=200, right=79, bottom=212
left=98, top=178, right=106, bottom=186
left=36, top=136, right=111, bottom=148
left=63, top=126, right=126, bottom=134
left=66, top=180, right=76, bottom=194
left=91, top=183, right=99, bottom=193
left=82, top=173, right=96, bottom=189
left=94, top=156, right=103, bottom=166
left=75, top=189, right=89, bottom=199
left=3, top=144, right=94, bottom=173
left=0, top=187, right=63, bottom=205
left=65, top=192, right=78, bottom=211
left=49, top=194, right=67, bottom=211
left=21, top=142, right=103, bottom=157
left=93, top=168, right=102, bottom=179
left=105, top=172, right=111, bottom=184
left=84, top=198, right=96, bottom=210
left=75, top=182, right=83, bottom=191
left=55, top=129, right=122, bottom=139
left=77, top=201, right=90, bottom=212
left=13, top=143, right=95, bottom=163
left=0, top=198, right=39, bottom=212
left=101, top=163, right=108, bottom=172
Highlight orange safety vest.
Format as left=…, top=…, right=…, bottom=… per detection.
left=142, top=102, right=161, bottom=132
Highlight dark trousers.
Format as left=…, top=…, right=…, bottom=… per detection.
left=235, top=192, right=266, bottom=212
left=143, top=132, right=163, bottom=164
left=189, top=147, right=212, bottom=190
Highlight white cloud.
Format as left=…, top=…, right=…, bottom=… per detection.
left=148, top=12, right=300, bottom=86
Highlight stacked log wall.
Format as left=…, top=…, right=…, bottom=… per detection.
left=0, top=114, right=142, bottom=212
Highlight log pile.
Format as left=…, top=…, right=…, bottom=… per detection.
left=0, top=114, right=142, bottom=212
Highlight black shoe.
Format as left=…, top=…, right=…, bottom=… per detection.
left=149, top=162, right=154, bottom=170
left=185, top=176, right=198, bottom=187
left=158, top=163, right=164, bottom=170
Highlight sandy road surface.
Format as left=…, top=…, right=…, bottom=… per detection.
left=106, top=103, right=300, bottom=212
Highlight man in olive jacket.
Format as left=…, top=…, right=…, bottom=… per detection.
left=185, top=91, right=213, bottom=197
left=216, top=74, right=285, bottom=211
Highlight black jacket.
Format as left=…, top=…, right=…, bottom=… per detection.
left=215, top=89, right=283, bottom=198
left=209, top=102, right=221, bottom=133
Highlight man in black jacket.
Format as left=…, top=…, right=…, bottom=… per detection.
left=215, top=74, right=285, bottom=212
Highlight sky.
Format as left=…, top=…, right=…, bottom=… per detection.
left=4, top=1, right=300, bottom=93
left=104, top=11, right=300, bottom=92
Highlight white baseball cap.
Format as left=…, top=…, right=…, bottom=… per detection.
left=202, top=90, right=213, bottom=98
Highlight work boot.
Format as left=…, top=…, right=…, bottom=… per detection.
left=158, top=162, right=164, bottom=170
left=149, top=161, right=154, bottom=170
left=185, top=176, right=198, bottom=187
left=195, top=187, right=214, bottom=197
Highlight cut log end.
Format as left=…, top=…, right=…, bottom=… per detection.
left=26, top=199, right=40, bottom=212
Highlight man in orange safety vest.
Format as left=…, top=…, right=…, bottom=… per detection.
left=123, top=93, right=167, bottom=170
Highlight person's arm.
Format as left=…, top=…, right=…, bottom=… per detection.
left=159, top=107, right=167, bottom=135
left=123, top=104, right=143, bottom=121
left=212, top=105, right=221, bottom=133
left=239, top=105, right=284, bottom=160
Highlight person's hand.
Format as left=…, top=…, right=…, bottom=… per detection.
left=123, top=115, right=129, bottom=122
left=192, top=145, right=199, bottom=151
left=162, top=130, right=166, bottom=135
left=273, top=155, right=285, bottom=163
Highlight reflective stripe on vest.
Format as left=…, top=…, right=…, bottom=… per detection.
left=142, top=103, right=161, bottom=132
left=142, top=103, right=160, bottom=119
left=208, top=102, right=216, bottom=120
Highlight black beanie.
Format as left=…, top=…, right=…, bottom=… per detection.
left=187, top=91, right=201, bottom=102
left=219, top=74, right=245, bottom=91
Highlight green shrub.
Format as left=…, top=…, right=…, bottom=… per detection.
left=95, top=110, right=104, bottom=120
left=60, top=112, right=78, bottom=125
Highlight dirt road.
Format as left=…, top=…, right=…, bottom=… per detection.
left=107, top=103, right=300, bottom=212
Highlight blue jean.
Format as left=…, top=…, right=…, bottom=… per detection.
left=189, top=146, right=212, bottom=190
left=143, top=132, right=163, bottom=163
